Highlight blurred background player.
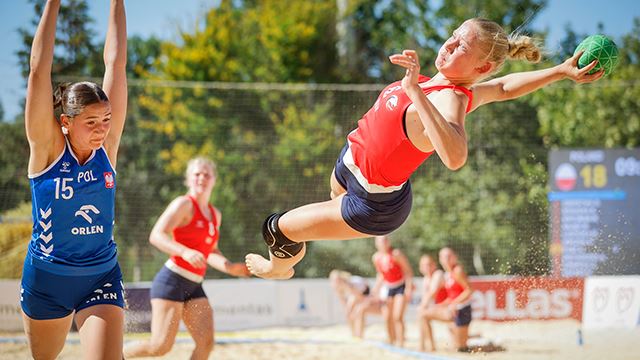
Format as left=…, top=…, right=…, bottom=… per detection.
left=329, top=269, right=381, bottom=338
left=124, top=157, right=249, bottom=360
left=370, top=235, right=413, bottom=347
left=20, top=1, right=128, bottom=358
left=421, top=247, right=473, bottom=352
left=417, top=254, right=448, bottom=352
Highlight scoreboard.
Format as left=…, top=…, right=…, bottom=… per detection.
left=548, top=149, right=640, bottom=277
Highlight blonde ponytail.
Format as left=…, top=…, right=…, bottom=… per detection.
left=471, top=18, right=543, bottom=73
left=507, top=34, right=542, bottom=63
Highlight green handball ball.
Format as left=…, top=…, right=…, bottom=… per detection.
left=574, top=34, right=619, bottom=76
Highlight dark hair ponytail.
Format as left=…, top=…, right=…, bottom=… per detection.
left=53, top=81, right=109, bottom=120
left=53, top=82, right=70, bottom=120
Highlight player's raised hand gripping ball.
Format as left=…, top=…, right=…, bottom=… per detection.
left=574, top=35, right=619, bottom=76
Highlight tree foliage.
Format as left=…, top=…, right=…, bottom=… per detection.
left=6, top=0, right=638, bottom=280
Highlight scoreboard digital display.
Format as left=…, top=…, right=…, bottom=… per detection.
left=548, top=149, right=640, bottom=277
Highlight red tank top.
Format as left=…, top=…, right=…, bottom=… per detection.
left=169, top=196, right=219, bottom=277
left=425, top=270, right=448, bottom=304
left=374, top=251, right=404, bottom=285
left=347, top=75, right=473, bottom=187
left=434, top=286, right=448, bottom=304
left=444, top=265, right=465, bottom=301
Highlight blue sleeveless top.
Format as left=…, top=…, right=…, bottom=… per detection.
left=27, top=138, right=117, bottom=275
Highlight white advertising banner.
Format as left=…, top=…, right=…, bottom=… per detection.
left=274, top=279, right=343, bottom=327
left=0, top=280, right=22, bottom=331
left=582, top=276, right=640, bottom=329
left=203, top=279, right=280, bottom=330
left=203, top=279, right=345, bottom=331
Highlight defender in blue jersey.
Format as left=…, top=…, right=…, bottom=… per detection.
left=21, top=1, right=128, bottom=358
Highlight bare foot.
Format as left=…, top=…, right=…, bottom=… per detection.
left=245, top=243, right=306, bottom=280
left=245, top=253, right=294, bottom=279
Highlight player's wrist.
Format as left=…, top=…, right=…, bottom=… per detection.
left=406, top=84, right=422, bottom=94
left=556, top=62, right=572, bottom=80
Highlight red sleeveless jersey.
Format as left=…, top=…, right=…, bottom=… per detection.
left=429, top=270, right=449, bottom=304
left=168, top=196, right=219, bottom=279
left=444, top=265, right=465, bottom=301
left=434, top=286, right=448, bottom=304
left=374, top=251, right=404, bottom=285
left=347, top=75, right=473, bottom=188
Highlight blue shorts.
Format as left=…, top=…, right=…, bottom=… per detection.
left=334, top=144, right=413, bottom=235
left=21, top=253, right=125, bottom=320
left=385, top=283, right=406, bottom=298
left=455, top=304, right=472, bottom=327
left=150, top=266, right=207, bottom=302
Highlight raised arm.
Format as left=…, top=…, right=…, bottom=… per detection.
left=390, top=50, right=469, bottom=170
left=470, top=51, right=604, bottom=111
left=102, top=0, right=128, bottom=165
left=25, top=0, right=63, bottom=174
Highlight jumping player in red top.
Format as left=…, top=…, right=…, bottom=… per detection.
left=124, top=157, right=249, bottom=360
left=245, top=18, right=604, bottom=279
left=371, top=235, right=413, bottom=347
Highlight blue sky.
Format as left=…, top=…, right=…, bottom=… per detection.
left=0, top=0, right=638, bottom=120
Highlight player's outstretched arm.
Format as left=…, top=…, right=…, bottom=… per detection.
left=470, top=51, right=604, bottom=111
left=207, top=250, right=250, bottom=277
left=102, top=0, right=128, bottom=165
left=25, top=0, right=62, bottom=174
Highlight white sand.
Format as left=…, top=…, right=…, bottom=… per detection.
left=1, top=319, right=637, bottom=359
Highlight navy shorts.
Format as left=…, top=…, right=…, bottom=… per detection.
left=150, top=266, right=207, bottom=302
left=334, top=144, right=413, bottom=235
left=385, top=283, right=406, bottom=298
left=454, top=304, right=472, bottom=327
left=21, top=255, right=125, bottom=320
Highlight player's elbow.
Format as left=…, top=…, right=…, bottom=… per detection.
left=447, top=157, right=467, bottom=171
left=148, top=231, right=161, bottom=246
left=443, top=151, right=467, bottom=171
left=103, top=50, right=127, bottom=70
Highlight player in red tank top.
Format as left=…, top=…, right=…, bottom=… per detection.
left=421, top=247, right=473, bottom=352
left=246, top=18, right=606, bottom=280
left=417, top=254, right=447, bottom=352
left=371, top=235, right=413, bottom=347
left=125, top=158, right=249, bottom=359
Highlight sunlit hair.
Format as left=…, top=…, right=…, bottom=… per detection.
left=471, top=18, right=542, bottom=73
left=184, top=157, right=217, bottom=185
left=53, top=81, right=109, bottom=119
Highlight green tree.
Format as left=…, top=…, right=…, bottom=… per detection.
left=132, top=0, right=561, bottom=278
left=534, top=18, right=640, bottom=147
left=0, top=121, right=30, bottom=213
left=340, top=0, right=441, bottom=82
